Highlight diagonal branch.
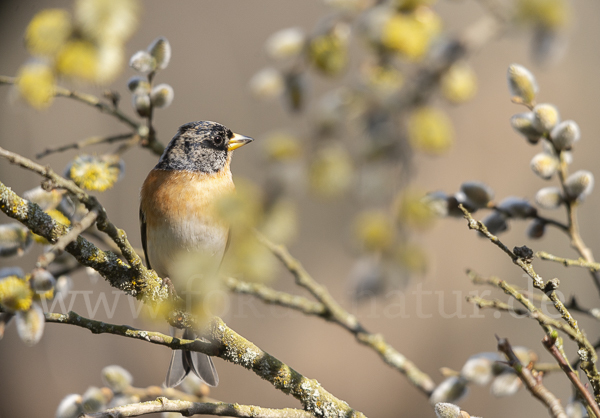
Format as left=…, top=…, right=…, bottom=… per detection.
left=0, top=147, right=146, bottom=279
left=542, top=334, right=600, bottom=417
left=46, top=311, right=364, bottom=418
left=225, top=277, right=327, bottom=316
left=466, top=271, right=600, bottom=402
left=497, top=337, right=567, bottom=418
left=255, top=232, right=436, bottom=396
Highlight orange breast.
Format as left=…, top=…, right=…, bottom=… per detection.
left=140, top=169, right=234, bottom=281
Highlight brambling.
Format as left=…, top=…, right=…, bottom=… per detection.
left=139, top=121, right=253, bottom=387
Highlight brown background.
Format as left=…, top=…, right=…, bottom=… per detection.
left=1, top=1, right=600, bottom=417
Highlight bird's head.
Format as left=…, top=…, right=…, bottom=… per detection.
left=155, top=121, right=253, bottom=173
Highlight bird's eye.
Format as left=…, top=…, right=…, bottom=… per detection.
left=213, top=136, right=224, bottom=146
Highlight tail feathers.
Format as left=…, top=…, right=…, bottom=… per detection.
left=165, top=329, right=219, bottom=388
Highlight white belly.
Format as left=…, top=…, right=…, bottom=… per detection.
left=146, top=218, right=228, bottom=292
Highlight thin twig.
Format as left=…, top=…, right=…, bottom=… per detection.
left=555, top=155, right=600, bottom=295
left=466, top=295, right=528, bottom=316
left=36, top=209, right=98, bottom=269
left=224, top=277, right=327, bottom=316
left=83, top=397, right=314, bottom=418
left=36, top=133, right=134, bottom=159
left=460, top=205, right=544, bottom=288
left=536, top=251, right=600, bottom=272
left=46, top=311, right=364, bottom=418
left=255, top=232, right=436, bottom=396
left=497, top=337, right=567, bottom=418
left=0, top=75, right=164, bottom=156
left=543, top=334, right=600, bottom=417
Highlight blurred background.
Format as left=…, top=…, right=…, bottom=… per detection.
left=1, top=0, right=600, bottom=417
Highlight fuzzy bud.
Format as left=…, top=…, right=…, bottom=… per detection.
left=150, top=83, right=174, bottom=108
left=435, top=403, right=461, bottom=418
left=55, top=275, right=73, bottom=298
left=0, top=223, right=33, bottom=257
left=429, top=376, right=468, bottom=404
left=460, top=181, right=494, bottom=209
left=481, top=212, right=508, bottom=235
left=530, top=153, right=559, bottom=180
left=249, top=67, right=284, bottom=100
left=510, top=112, right=542, bottom=144
left=564, top=170, right=594, bottom=202
left=101, top=365, right=133, bottom=393
left=507, top=64, right=538, bottom=104
left=129, top=50, right=156, bottom=73
left=55, top=394, right=83, bottom=418
left=460, top=353, right=499, bottom=386
left=132, top=93, right=151, bottom=117
left=16, top=303, right=45, bottom=346
left=532, top=103, right=560, bottom=133
left=265, top=27, right=306, bottom=60
left=565, top=397, right=587, bottom=418
left=527, top=219, right=546, bottom=239
left=31, top=268, right=56, bottom=293
left=147, top=37, right=171, bottom=70
left=497, top=197, right=536, bottom=218
left=82, top=386, right=109, bottom=413
left=424, top=191, right=449, bottom=217
left=535, top=187, right=563, bottom=210
left=127, top=76, right=150, bottom=94
left=550, top=120, right=580, bottom=150
left=490, top=372, right=521, bottom=397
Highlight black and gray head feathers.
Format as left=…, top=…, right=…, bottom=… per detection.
left=155, top=121, right=235, bottom=174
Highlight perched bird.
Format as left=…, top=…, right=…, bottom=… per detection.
left=139, top=121, right=253, bottom=387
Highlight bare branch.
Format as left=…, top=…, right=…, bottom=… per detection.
left=497, top=337, right=567, bottom=418
left=0, top=75, right=164, bottom=156
left=536, top=251, right=600, bottom=272
left=256, top=232, right=436, bottom=396
left=36, top=133, right=134, bottom=159
left=83, top=397, right=314, bottom=418
left=224, top=277, right=327, bottom=316
left=555, top=155, right=600, bottom=295
left=46, top=311, right=365, bottom=418
left=466, top=271, right=600, bottom=401
left=543, top=334, right=600, bottom=417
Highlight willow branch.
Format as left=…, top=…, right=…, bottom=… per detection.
left=543, top=335, right=600, bottom=417
left=224, top=277, right=327, bottom=316
left=555, top=155, right=600, bottom=295
left=497, top=337, right=567, bottom=418
left=256, top=232, right=436, bottom=396
left=466, top=295, right=528, bottom=316
left=84, top=397, right=314, bottom=418
left=466, top=271, right=600, bottom=401
left=46, top=311, right=364, bottom=418
left=460, top=205, right=544, bottom=288
left=36, top=209, right=98, bottom=269
left=0, top=75, right=164, bottom=156
left=0, top=147, right=146, bottom=279
left=536, top=251, right=600, bottom=272
left=36, top=133, right=134, bottom=159
left=0, top=179, right=205, bottom=328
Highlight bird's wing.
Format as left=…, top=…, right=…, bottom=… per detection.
left=139, top=206, right=151, bottom=269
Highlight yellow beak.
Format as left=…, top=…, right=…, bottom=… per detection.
left=228, top=133, right=254, bottom=151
